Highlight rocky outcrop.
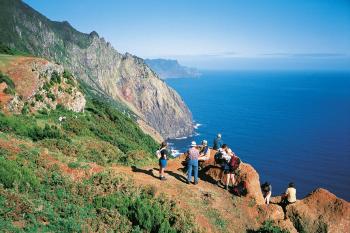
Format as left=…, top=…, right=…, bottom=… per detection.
left=199, top=151, right=350, bottom=232
left=201, top=150, right=265, bottom=205
left=286, top=188, right=350, bottom=233
left=0, top=55, right=85, bottom=114
left=0, top=0, right=194, bottom=139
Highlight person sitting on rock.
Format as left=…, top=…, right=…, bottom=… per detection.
left=156, top=141, right=170, bottom=181
left=213, top=133, right=223, bottom=150
left=261, top=182, right=272, bottom=205
left=281, top=182, right=297, bottom=219
left=186, top=141, right=200, bottom=185
left=198, top=140, right=210, bottom=161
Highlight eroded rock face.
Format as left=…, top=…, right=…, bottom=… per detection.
left=201, top=151, right=265, bottom=205
left=286, top=188, right=350, bottom=233
left=0, top=0, right=194, bottom=139
left=0, top=56, right=85, bottom=114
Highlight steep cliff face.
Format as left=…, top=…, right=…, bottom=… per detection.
left=0, top=55, right=85, bottom=114
left=0, top=0, right=194, bottom=139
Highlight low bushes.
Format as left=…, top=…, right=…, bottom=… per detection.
left=0, top=72, right=15, bottom=95
left=0, top=153, right=199, bottom=233
left=0, top=157, right=39, bottom=191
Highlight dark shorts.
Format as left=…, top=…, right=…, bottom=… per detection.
left=159, top=159, right=167, bottom=168
left=221, top=163, right=230, bottom=174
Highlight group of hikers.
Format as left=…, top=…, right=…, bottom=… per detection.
left=156, top=133, right=297, bottom=218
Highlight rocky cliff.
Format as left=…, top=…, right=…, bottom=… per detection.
left=0, top=54, right=85, bottom=114
left=145, top=58, right=201, bottom=79
left=0, top=0, right=194, bottom=139
left=201, top=151, right=350, bottom=233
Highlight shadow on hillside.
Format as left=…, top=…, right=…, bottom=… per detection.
left=131, top=166, right=158, bottom=179
left=165, top=170, right=188, bottom=184
left=198, top=164, right=221, bottom=185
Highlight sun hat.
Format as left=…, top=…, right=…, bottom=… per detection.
left=217, top=133, right=221, bottom=138
left=202, top=140, right=208, bottom=145
left=190, top=141, right=197, bottom=147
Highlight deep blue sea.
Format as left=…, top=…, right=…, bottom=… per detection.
left=166, top=71, right=350, bottom=201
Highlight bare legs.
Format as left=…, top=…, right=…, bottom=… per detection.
left=159, top=167, right=166, bottom=180
left=264, top=191, right=271, bottom=205
left=225, top=173, right=235, bottom=189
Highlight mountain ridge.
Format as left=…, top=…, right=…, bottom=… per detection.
left=145, top=58, right=201, bottom=79
left=0, top=0, right=194, bottom=139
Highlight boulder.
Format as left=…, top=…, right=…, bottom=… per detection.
left=286, top=188, right=350, bottom=233
left=200, top=150, right=265, bottom=205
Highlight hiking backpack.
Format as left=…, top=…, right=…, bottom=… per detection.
left=214, top=151, right=224, bottom=164
left=229, top=155, right=241, bottom=170
left=233, top=181, right=248, bottom=197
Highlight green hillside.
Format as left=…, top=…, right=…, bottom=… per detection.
left=0, top=49, right=199, bottom=232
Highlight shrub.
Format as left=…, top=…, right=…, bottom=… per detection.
left=0, top=44, right=29, bottom=55
left=35, top=93, right=44, bottom=102
left=0, top=72, right=16, bottom=95
left=42, top=81, right=52, bottom=91
left=51, top=71, right=61, bottom=84
left=248, top=220, right=289, bottom=233
left=3, top=87, right=15, bottom=95
left=47, top=92, right=56, bottom=101
left=65, top=87, right=73, bottom=94
left=67, top=162, right=80, bottom=169
left=21, top=102, right=30, bottom=115
left=0, top=72, right=15, bottom=89
left=0, top=157, right=39, bottom=191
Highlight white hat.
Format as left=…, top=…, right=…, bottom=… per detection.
left=202, top=140, right=208, bottom=145
left=217, top=133, right=222, bottom=138
left=190, top=141, right=197, bottom=147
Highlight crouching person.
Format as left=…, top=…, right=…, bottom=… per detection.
left=261, top=182, right=272, bottom=205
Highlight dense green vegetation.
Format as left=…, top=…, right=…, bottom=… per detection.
left=247, top=221, right=289, bottom=233
left=0, top=68, right=199, bottom=231
left=0, top=147, right=197, bottom=232
left=0, top=96, right=158, bottom=166
left=0, top=71, right=16, bottom=95
left=0, top=44, right=29, bottom=56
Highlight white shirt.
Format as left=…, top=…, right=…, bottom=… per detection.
left=286, top=187, right=297, bottom=203
left=219, top=148, right=231, bottom=162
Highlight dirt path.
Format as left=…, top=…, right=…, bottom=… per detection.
left=111, top=157, right=252, bottom=233
left=0, top=135, right=260, bottom=233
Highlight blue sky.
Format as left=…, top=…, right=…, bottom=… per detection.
left=24, top=0, right=350, bottom=70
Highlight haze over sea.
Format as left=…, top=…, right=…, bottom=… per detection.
left=167, top=71, right=350, bottom=201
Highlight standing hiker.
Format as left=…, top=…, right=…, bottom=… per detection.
left=213, top=133, right=223, bottom=150
left=156, top=141, right=170, bottom=180
left=225, top=148, right=240, bottom=190
left=187, top=141, right=200, bottom=185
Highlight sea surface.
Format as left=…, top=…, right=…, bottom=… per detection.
left=166, top=70, right=350, bottom=201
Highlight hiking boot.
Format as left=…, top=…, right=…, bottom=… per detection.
left=186, top=180, right=190, bottom=184
left=224, top=186, right=228, bottom=190
left=161, top=176, right=167, bottom=181
left=194, top=181, right=198, bottom=185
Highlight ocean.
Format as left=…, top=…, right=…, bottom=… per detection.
left=166, top=70, right=350, bottom=201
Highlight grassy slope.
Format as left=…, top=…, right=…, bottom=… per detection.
left=0, top=81, right=200, bottom=232
left=0, top=49, right=200, bottom=232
